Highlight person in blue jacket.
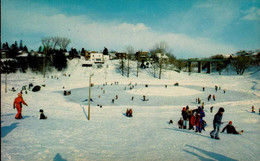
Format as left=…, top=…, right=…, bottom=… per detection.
left=210, top=107, right=225, bottom=140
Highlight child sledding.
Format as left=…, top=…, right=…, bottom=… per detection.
left=221, top=121, right=243, bottom=134
left=125, top=108, right=133, bottom=117
left=39, top=109, right=47, bottom=119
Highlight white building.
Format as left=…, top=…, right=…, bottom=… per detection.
left=90, top=53, right=105, bottom=64
left=156, top=53, right=169, bottom=62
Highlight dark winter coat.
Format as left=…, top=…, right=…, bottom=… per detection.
left=178, top=120, right=183, bottom=126
left=221, top=124, right=239, bottom=134
left=182, top=110, right=188, bottom=120
left=213, top=112, right=223, bottom=125
left=40, top=113, right=47, bottom=119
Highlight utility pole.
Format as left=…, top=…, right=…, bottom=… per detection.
left=5, top=73, right=7, bottom=93
left=88, top=74, right=94, bottom=120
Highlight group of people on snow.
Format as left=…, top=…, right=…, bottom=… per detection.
left=178, top=106, right=206, bottom=133
left=126, top=108, right=133, bottom=117
left=177, top=105, right=243, bottom=140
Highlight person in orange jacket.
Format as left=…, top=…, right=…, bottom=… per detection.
left=13, top=93, right=28, bottom=119
left=129, top=108, right=133, bottom=117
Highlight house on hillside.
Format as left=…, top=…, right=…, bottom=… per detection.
left=116, top=52, right=127, bottom=59
left=90, top=53, right=109, bottom=64
left=1, top=49, right=9, bottom=58
left=155, top=53, right=169, bottom=63
left=135, top=51, right=148, bottom=60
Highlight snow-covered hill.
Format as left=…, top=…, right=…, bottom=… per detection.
left=1, top=58, right=260, bottom=161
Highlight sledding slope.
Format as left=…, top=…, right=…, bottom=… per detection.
left=1, top=58, right=260, bottom=161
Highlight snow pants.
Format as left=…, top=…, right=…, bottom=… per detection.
left=15, top=107, right=22, bottom=119
left=183, top=120, right=187, bottom=129
left=210, top=123, right=220, bottom=138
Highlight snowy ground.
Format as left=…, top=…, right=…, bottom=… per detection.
left=1, top=58, right=260, bottom=161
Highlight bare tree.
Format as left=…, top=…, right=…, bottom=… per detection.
left=58, top=37, right=71, bottom=50
left=125, top=45, right=135, bottom=77
left=231, top=55, right=251, bottom=75
left=120, top=58, right=125, bottom=76
left=41, top=37, right=53, bottom=78
left=41, top=37, right=53, bottom=54
left=51, top=36, right=60, bottom=49
left=150, top=41, right=170, bottom=79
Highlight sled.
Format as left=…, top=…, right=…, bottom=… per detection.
left=122, top=113, right=132, bottom=117
left=32, top=85, right=41, bottom=92
left=141, top=99, right=149, bottom=101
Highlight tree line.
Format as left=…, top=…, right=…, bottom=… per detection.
left=1, top=36, right=74, bottom=74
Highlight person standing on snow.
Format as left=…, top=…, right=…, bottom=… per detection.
left=181, top=107, right=188, bottom=129
left=13, top=93, right=28, bottom=119
left=210, top=107, right=225, bottom=140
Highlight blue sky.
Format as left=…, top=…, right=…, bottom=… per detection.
left=2, top=0, right=260, bottom=58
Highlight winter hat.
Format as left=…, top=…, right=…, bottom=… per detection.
left=182, top=107, right=186, bottom=111
left=229, top=121, right=232, bottom=124
left=39, top=109, right=44, bottom=113
left=219, top=107, right=225, bottom=112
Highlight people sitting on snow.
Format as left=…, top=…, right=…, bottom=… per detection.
left=221, top=121, right=243, bottom=134
left=126, top=108, right=133, bottom=117
left=178, top=118, right=183, bottom=129
left=11, top=87, right=16, bottom=92
left=39, top=109, right=47, bottom=119
left=63, top=90, right=71, bottom=96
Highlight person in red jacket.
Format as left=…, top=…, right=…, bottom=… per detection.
left=13, top=93, right=28, bottom=119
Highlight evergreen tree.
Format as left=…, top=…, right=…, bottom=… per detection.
left=103, top=47, right=108, bottom=55
left=9, top=41, right=19, bottom=58
left=23, top=45, right=28, bottom=52
left=19, top=40, right=23, bottom=50
left=81, top=48, right=86, bottom=56
left=69, top=48, right=79, bottom=59
left=53, top=50, right=67, bottom=70
left=38, top=46, right=43, bottom=53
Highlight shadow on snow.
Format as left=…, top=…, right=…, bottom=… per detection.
left=185, top=145, right=237, bottom=161
left=53, top=153, right=67, bottom=161
left=1, top=122, right=20, bottom=138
